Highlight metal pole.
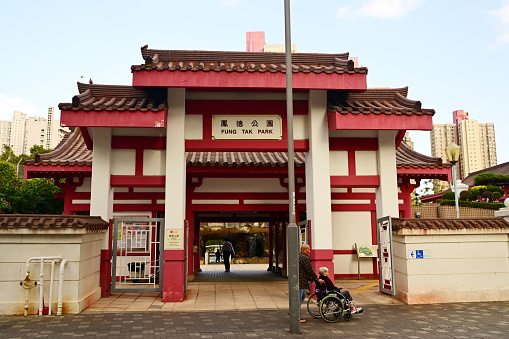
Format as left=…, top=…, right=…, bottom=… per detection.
left=284, top=0, right=300, bottom=334
left=453, top=163, right=459, bottom=218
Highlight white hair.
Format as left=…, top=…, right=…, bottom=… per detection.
left=318, top=267, right=328, bottom=276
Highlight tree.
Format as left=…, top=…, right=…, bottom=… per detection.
left=29, top=145, right=52, bottom=157
left=0, top=160, right=63, bottom=214
left=0, top=145, right=15, bottom=163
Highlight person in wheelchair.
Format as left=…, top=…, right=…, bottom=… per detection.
left=318, top=267, right=363, bottom=314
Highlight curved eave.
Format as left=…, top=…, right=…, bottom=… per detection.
left=60, top=109, right=168, bottom=128
left=397, top=166, right=451, bottom=181
left=132, top=70, right=367, bottom=91
left=327, top=110, right=433, bottom=130
left=25, top=164, right=92, bottom=179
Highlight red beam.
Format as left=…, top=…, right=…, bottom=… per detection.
left=331, top=204, right=376, bottom=211
left=185, top=140, right=309, bottom=152
left=397, top=167, right=451, bottom=181
left=111, top=175, right=165, bottom=187
left=133, top=70, right=367, bottom=91
left=112, top=136, right=166, bottom=149
left=61, top=109, right=167, bottom=128
left=330, top=175, right=379, bottom=188
left=186, top=100, right=308, bottom=115
left=327, top=111, right=433, bottom=131
left=82, top=127, right=93, bottom=150
left=329, top=138, right=378, bottom=151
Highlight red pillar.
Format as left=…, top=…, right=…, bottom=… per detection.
left=99, top=220, right=113, bottom=298
left=399, top=179, right=420, bottom=218
left=162, top=249, right=186, bottom=302
left=268, top=215, right=273, bottom=271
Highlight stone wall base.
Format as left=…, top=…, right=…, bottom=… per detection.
left=397, top=289, right=509, bottom=305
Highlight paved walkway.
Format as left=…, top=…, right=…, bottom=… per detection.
left=84, top=264, right=400, bottom=313
left=2, top=265, right=509, bottom=337
left=2, top=302, right=509, bottom=338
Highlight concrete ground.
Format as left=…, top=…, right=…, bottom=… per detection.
left=83, top=264, right=400, bottom=313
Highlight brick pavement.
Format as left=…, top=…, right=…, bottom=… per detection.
left=2, top=302, right=509, bottom=338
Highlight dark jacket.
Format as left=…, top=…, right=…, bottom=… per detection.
left=299, top=252, right=318, bottom=289
left=319, top=275, right=338, bottom=291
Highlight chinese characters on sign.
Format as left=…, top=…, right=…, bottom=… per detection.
left=165, top=229, right=183, bottom=249
left=212, top=115, right=282, bottom=140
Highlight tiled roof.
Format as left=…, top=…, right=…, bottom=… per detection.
left=186, top=152, right=306, bottom=167
left=328, top=87, right=435, bottom=116
left=0, top=215, right=108, bottom=231
left=396, top=142, right=450, bottom=170
left=392, top=217, right=509, bottom=231
left=131, top=45, right=368, bottom=75
left=25, top=128, right=445, bottom=172
left=58, top=82, right=167, bottom=112
left=462, top=161, right=509, bottom=186
left=25, top=128, right=92, bottom=167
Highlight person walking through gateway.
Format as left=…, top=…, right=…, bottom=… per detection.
left=215, top=248, right=221, bottom=263
left=299, top=244, right=323, bottom=323
left=221, top=238, right=235, bottom=272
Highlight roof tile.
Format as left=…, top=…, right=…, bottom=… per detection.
left=131, top=45, right=368, bottom=75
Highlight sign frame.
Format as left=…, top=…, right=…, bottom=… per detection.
left=212, top=114, right=283, bottom=140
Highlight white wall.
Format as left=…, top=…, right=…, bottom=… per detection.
left=0, top=231, right=105, bottom=315
left=393, top=230, right=509, bottom=304
left=331, top=211, right=374, bottom=275
left=185, top=115, right=203, bottom=140
left=111, top=149, right=136, bottom=175
left=143, top=150, right=165, bottom=176
left=329, top=151, right=348, bottom=175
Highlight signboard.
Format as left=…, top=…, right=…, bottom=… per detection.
left=355, top=244, right=378, bottom=258
left=165, top=229, right=183, bottom=249
left=377, top=216, right=395, bottom=296
left=212, top=115, right=282, bottom=140
left=409, top=250, right=431, bottom=259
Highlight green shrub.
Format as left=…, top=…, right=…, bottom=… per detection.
left=443, top=191, right=455, bottom=200
left=474, top=173, right=509, bottom=186
left=482, top=191, right=494, bottom=202
left=493, top=192, right=502, bottom=200
left=469, top=188, right=479, bottom=201
left=439, top=199, right=505, bottom=210
left=459, top=190, right=473, bottom=201
left=487, top=186, right=504, bottom=195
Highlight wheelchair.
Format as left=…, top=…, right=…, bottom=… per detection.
left=307, top=284, right=352, bottom=322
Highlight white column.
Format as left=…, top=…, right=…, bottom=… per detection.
left=305, top=90, right=332, bottom=249
left=165, top=88, right=186, bottom=235
left=376, top=130, right=399, bottom=218
left=89, top=127, right=113, bottom=248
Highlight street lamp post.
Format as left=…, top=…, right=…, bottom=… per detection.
left=445, top=142, right=461, bottom=218
left=284, top=0, right=300, bottom=334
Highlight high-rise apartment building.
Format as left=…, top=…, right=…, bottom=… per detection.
left=0, top=108, right=69, bottom=156
left=402, top=131, right=414, bottom=150
left=430, top=110, right=497, bottom=179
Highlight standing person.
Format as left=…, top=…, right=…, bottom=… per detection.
left=215, top=248, right=221, bottom=263
left=221, top=238, right=235, bottom=272
left=299, top=244, right=323, bottom=323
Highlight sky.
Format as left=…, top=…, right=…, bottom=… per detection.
left=0, top=0, right=508, bottom=163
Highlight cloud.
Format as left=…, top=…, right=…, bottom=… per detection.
left=0, top=94, right=38, bottom=120
left=336, top=0, right=421, bottom=19
left=488, top=0, right=509, bottom=46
